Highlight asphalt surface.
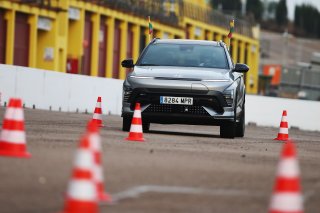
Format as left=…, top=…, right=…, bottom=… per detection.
left=0, top=108, right=320, bottom=213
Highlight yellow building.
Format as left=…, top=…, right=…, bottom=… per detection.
left=0, top=0, right=259, bottom=94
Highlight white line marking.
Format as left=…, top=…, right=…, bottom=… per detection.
left=103, top=185, right=263, bottom=204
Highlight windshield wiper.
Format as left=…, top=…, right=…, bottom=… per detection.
left=139, top=63, right=159, bottom=66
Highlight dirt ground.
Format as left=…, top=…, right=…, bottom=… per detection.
left=0, top=108, right=319, bottom=213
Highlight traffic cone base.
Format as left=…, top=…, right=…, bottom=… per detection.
left=98, top=191, right=112, bottom=202
left=62, top=199, right=98, bottom=213
left=274, top=134, right=290, bottom=141
left=126, top=133, right=145, bottom=142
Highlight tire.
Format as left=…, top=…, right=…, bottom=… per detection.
left=142, top=122, right=150, bottom=132
left=220, top=121, right=235, bottom=138
left=236, top=109, right=245, bottom=137
left=122, top=116, right=131, bottom=132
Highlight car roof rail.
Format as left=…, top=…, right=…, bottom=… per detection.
left=151, top=38, right=159, bottom=44
left=218, top=40, right=226, bottom=47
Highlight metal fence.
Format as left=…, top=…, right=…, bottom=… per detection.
left=180, top=1, right=253, bottom=38
left=280, top=67, right=320, bottom=100
left=90, top=0, right=180, bottom=26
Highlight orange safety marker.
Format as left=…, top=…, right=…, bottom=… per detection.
left=92, top=97, right=103, bottom=127
left=0, top=98, right=31, bottom=158
left=269, top=140, right=303, bottom=213
left=61, top=134, right=98, bottom=213
left=274, top=110, right=290, bottom=141
left=87, top=121, right=112, bottom=203
left=125, top=103, right=145, bottom=142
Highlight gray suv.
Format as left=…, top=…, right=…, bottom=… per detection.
left=121, top=39, right=249, bottom=138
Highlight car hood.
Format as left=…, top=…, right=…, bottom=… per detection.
left=131, top=66, right=232, bottom=81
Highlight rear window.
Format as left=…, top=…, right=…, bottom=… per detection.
left=138, top=43, right=229, bottom=69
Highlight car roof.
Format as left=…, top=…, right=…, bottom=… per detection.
left=153, top=39, right=223, bottom=47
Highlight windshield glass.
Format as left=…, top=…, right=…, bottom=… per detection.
left=138, top=43, right=229, bottom=69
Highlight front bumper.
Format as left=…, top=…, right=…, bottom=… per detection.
left=122, top=88, right=235, bottom=126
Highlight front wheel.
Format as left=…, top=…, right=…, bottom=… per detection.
left=220, top=121, right=235, bottom=138
left=236, top=109, right=245, bottom=137
left=142, top=122, right=150, bottom=132
left=122, top=116, right=131, bottom=132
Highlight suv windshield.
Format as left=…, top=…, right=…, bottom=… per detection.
left=138, top=43, right=229, bottom=69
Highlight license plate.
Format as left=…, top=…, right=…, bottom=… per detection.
left=160, top=96, right=193, bottom=105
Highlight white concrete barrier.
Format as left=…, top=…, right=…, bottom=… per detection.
left=0, top=64, right=123, bottom=115
left=0, top=64, right=319, bottom=131
left=246, top=95, right=320, bottom=131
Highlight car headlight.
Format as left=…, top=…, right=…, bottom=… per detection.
left=130, top=76, right=154, bottom=79
left=123, top=84, right=133, bottom=102
left=223, top=90, right=234, bottom=107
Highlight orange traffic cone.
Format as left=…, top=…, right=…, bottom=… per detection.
left=269, top=140, right=303, bottom=213
left=0, top=98, right=31, bottom=158
left=125, top=103, right=145, bottom=142
left=274, top=110, right=290, bottom=141
left=87, top=121, right=112, bottom=203
left=61, top=134, right=98, bottom=213
left=92, top=97, right=103, bottom=127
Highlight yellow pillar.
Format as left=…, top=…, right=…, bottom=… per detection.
left=187, top=25, right=195, bottom=40
left=239, top=41, right=245, bottom=64
left=90, top=13, right=100, bottom=76
left=245, top=43, right=253, bottom=93
left=56, top=1, right=69, bottom=72
left=36, top=17, right=58, bottom=71
left=5, top=10, right=15, bottom=65
left=119, top=20, right=128, bottom=80
left=249, top=44, right=259, bottom=94
left=154, top=29, right=162, bottom=39
left=28, top=14, right=38, bottom=68
left=206, top=30, right=213, bottom=41
left=132, top=24, right=140, bottom=63
left=215, top=33, right=222, bottom=42
left=67, top=8, right=85, bottom=74
left=106, top=17, right=114, bottom=78
left=144, top=27, right=150, bottom=47
left=231, top=39, right=238, bottom=63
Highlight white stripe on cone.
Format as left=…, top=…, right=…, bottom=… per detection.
left=93, top=165, right=103, bottom=182
left=270, top=193, right=303, bottom=211
left=129, top=124, right=143, bottom=133
left=277, top=158, right=300, bottom=177
left=89, top=134, right=101, bottom=151
left=67, top=180, right=96, bottom=201
left=74, top=149, right=95, bottom=169
left=92, top=113, right=101, bottom=120
left=0, top=130, right=26, bottom=144
left=281, top=117, right=287, bottom=122
left=4, top=108, right=24, bottom=121
left=279, top=128, right=289, bottom=134
left=133, top=110, right=142, bottom=118
left=96, top=102, right=101, bottom=108
left=13, top=109, right=24, bottom=121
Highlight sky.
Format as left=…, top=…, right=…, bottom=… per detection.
left=274, top=0, right=320, bottom=20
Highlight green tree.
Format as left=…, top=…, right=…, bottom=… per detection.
left=275, top=0, right=287, bottom=27
left=294, top=4, right=320, bottom=38
left=246, top=0, right=263, bottom=22
left=210, top=0, right=242, bottom=13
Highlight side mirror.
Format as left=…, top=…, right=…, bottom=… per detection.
left=233, top=63, right=249, bottom=73
left=121, top=59, right=134, bottom=68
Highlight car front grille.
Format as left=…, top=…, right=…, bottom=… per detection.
left=144, top=104, right=210, bottom=116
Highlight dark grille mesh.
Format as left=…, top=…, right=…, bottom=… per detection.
left=144, top=104, right=210, bottom=115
